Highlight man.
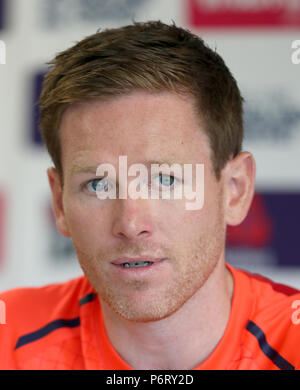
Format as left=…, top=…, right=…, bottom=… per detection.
left=0, top=20, right=299, bottom=370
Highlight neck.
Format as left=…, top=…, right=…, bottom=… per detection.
left=99, top=259, right=234, bottom=370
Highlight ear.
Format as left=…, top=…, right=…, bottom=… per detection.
left=47, top=167, right=71, bottom=237
left=223, top=152, right=256, bottom=226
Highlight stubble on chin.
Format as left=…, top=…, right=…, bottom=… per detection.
left=74, top=228, right=225, bottom=323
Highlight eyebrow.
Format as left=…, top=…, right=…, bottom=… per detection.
left=70, top=165, right=100, bottom=176
left=70, top=159, right=186, bottom=176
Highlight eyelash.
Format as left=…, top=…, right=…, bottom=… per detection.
left=83, top=174, right=177, bottom=193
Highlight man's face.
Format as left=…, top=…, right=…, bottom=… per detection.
left=54, top=90, right=227, bottom=322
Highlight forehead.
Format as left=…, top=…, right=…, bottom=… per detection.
left=59, top=90, right=212, bottom=169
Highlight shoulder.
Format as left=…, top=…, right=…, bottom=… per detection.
left=0, top=275, right=92, bottom=364
left=237, top=267, right=300, bottom=369
left=242, top=268, right=300, bottom=319
left=0, top=274, right=91, bottom=321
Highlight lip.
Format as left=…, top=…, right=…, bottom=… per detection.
left=111, top=256, right=165, bottom=265
left=111, top=257, right=167, bottom=276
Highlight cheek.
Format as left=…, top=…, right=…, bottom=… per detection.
left=64, top=198, right=108, bottom=251
left=178, top=190, right=224, bottom=242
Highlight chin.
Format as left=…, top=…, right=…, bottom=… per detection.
left=102, top=291, right=188, bottom=323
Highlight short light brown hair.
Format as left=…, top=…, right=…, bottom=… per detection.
left=39, top=20, right=244, bottom=183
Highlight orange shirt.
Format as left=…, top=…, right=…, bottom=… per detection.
left=0, top=263, right=300, bottom=370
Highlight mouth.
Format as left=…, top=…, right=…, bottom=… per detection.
left=120, top=261, right=154, bottom=268
left=111, top=257, right=166, bottom=269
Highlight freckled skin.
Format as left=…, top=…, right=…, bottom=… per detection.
left=52, top=90, right=228, bottom=322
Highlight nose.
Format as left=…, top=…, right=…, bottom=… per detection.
left=111, top=198, right=154, bottom=240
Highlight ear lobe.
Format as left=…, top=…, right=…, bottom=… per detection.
left=224, top=152, right=256, bottom=226
left=47, top=167, right=71, bottom=237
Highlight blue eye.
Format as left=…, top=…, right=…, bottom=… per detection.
left=86, top=178, right=109, bottom=193
left=158, top=174, right=175, bottom=187
left=85, top=174, right=176, bottom=195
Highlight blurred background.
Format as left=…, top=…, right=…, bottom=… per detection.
left=0, top=0, right=300, bottom=291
